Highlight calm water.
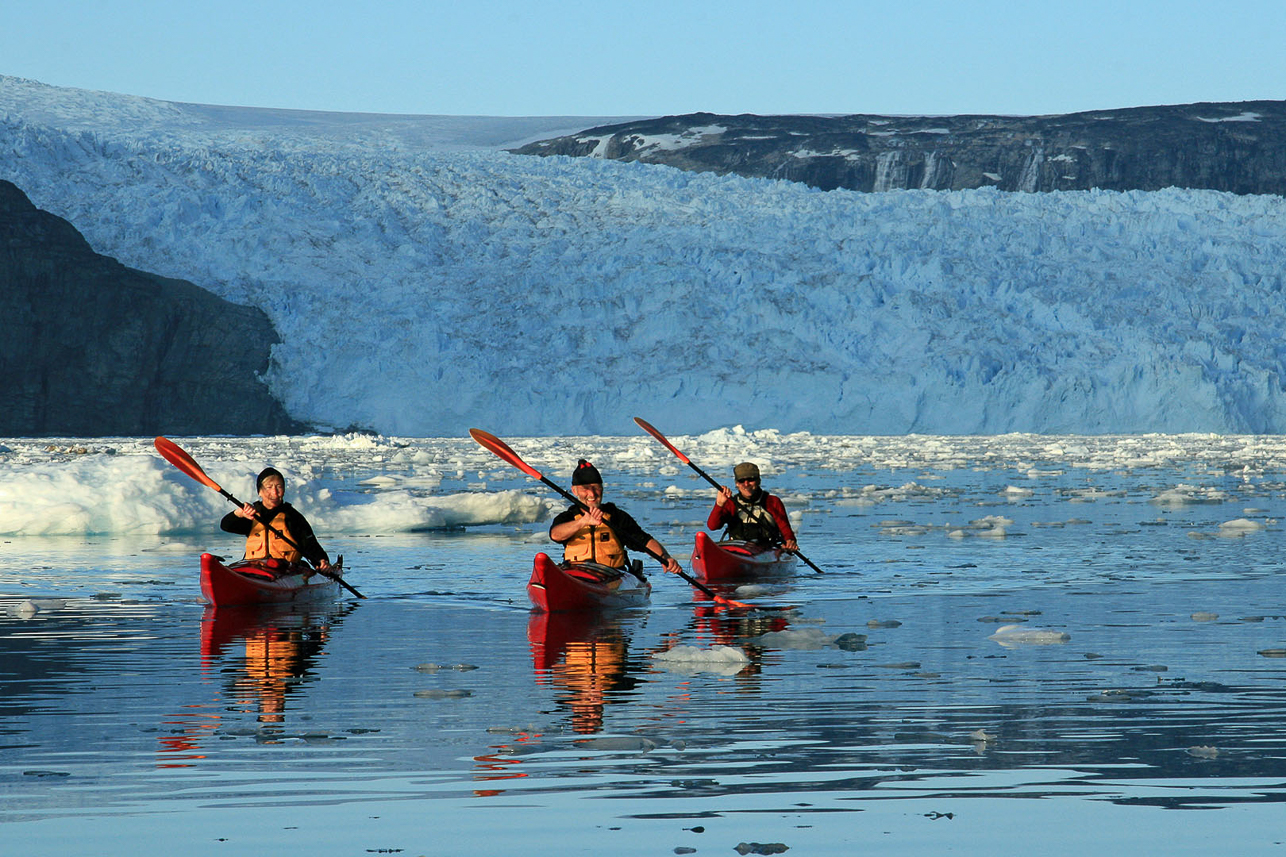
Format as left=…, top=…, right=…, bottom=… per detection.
left=4, top=436, right=1286, bottom=855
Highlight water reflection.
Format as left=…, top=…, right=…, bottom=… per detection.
left=154, top=602, right=355, bottom=767
left=527, top=611, right=644, bottom=734
left=207, top=603, right=353, bottom=723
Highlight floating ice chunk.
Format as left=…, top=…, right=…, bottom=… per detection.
left=880, top=524, right=931, bottom=536
left=652, top=645, right=750, bottom=675
left=946, top=515, right=1015, bottom=538
left=1218, top=518, right=1264, bottom=535
left=1187, top=745, right=1219, bottom=759
left=1002, top=485, right=1033, bottom=498
left=1149, top=485, right=1229, bottom=505
left=1191, top=612, right=1219, bottom=622
left=731, top=584, right=777, bottom=598
left=751, top=628, right=837, bottom=649
left=11, top=598, right=68, bottom=617
left=844, top=482, right=950, bottom=506
left=1066, top=488, right=1122, bottom=502
left=834, top=633, right=868, bottom=650
left=987, top=624, right=1070, bottom=647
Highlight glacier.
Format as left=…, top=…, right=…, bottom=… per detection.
left=3, top=75, right=1286, bottom=436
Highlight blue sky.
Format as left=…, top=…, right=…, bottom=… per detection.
left=6, top=0, right=1285, bottom=117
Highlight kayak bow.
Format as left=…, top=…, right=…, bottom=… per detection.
left=528, top=552, right=651, bottom=612
left=690, top=531, right=797, bottom=582
left=200, top=553, right=345, bottom=607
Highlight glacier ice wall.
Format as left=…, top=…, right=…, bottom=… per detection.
left=3, top=76, right=1285, bottom=436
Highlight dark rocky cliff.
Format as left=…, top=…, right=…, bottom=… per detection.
left=0, top=179, right=301, bottom=436
left=513, top=101, right=1286, bottom=194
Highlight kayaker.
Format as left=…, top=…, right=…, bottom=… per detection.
left=707, top=462, right=799, bottom=551
left=549, top=459, right=683, bottom=575
left=220, top=467, right=332, bottom=571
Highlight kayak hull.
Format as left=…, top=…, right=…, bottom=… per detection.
left=690, top=530, right=795, bottom=582
left=528, top=552, right=651, bottom=612
left=200, top=552, right=342, bottom=607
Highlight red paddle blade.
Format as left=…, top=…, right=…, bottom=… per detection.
left=155, top=437, right=224, bottom=492
left=633, top=417, right=691, bottom=464
left=469, top=429, right=543, bottom=481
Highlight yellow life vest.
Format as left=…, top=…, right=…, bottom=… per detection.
left=245, top=513, right=301, bottom=563
left=562, top=511, right=627, bottom=568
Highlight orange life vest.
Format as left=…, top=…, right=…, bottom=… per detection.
left=562, top=511, right=627, bottom=568
left=244, top=514, right=301, bottom=563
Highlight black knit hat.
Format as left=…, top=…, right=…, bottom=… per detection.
left=571, top=459, right=602, bottom=486
left=256, top=467, right=285, bottom=491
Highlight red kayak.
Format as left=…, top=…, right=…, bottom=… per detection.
left=200, top=553, right=344, bottom=607
left=528, top=552, right=651, bottom=612
left=690, top=531, right=796, bottom=582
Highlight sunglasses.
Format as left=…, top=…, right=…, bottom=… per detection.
left=736, top=477, right=760, bottom=484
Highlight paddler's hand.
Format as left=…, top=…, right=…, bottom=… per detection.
left=660, top=553, right=682, bottom=575
left=316, top=559, right=331, bottom=572
left=235, top=502, right=256, bottom=519
left=578, top=506, right=604, bottom=527
left=716, top=486, right=732, bottom=506
left=784, top=539, right=799, bottom=552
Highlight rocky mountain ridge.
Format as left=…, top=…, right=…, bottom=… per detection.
left=0, top=179, right=299, bottom=436
left=513, top=101, right=1286, bottom=194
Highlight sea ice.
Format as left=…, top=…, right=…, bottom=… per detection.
left=652, top=645, right=750, bottom=675
left=987, top=624, right=1071, bottom=647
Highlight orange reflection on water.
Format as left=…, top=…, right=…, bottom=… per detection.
left=528, top=612, right=638, bottom=735
left=156, top=707, right=221, bottom=768
left=156, top=605, right=344, bottom=766
left=472, top=730, right=542, bottom=796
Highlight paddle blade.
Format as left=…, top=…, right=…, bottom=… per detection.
left=155, top=437, right=223, bottom=492
left=469, top=428, right=543, bottom=481
left=633, top=417, right=691, bottom=464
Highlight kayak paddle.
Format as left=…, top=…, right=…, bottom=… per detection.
left=469, top=428, right=790, bottom=611
left=633, top=416, right=825, bottom=574
left=153, top=436, right=364, bottom=599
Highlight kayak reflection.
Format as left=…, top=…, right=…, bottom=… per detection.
left=158, top=603, right=352, bottom=767
left=200, top=603, right=353, bottom=724
left=527, top=611, right=644, bottom=735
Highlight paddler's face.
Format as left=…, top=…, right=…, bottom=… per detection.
left=258, top=476, right=285, bottom=509
left=736, top=476, right=760, bottom=500
left=572, top=482, right=603, bottom=509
